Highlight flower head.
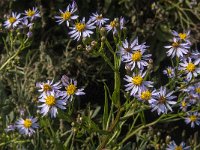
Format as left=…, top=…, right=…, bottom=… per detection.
left=55, top=1, right=78, bottom=26
left=185, top=112, right=200, bottom=128
left=15, top=116, right=39, bottom=136
left=105, top=19, right=118, bottom=34
left=4, top=12, right=21, bottom=28
left=172, top=30, right=191, bottom=44
left=163, top=66, right=175, bottom=78
left=124, top=71, right=153, bottom=96
left=90, top=12, right=109, bottom=27
left=38, top=91, right=66, bottom=118
left=179, top=100, right=190, bottom=112
left=122, top=42, right=151, bottom=70
left=59, top=75, right=85, bottom=101
left=68, top=17, right=95, bottom=41
left=24, top=7, right=40, bottom=20
left=36, top=80, right=61, bottom=98
left=179, top=57, right=200, bottom=81
left=117, top=38, right=138, bottom=57
left=166, top=140, right=190, bottom=150
left=137, top=89, right=157, bottom=104
left=151, top=86, right=177, bottom=115
left=164, top=38, right=190, bottom=58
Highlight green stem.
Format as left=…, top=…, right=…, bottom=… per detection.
left=0, top=39, right=29, bottom=72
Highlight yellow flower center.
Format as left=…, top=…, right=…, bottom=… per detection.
left=96, top=15, right=103, bottom=20
left=24, top=119, right=32, bottom=128
left=167, top=68, right=172, bottom=75
left=66, top=84, right=77, bottom=95
left=186, top=63, right=196, bottom=72
left=140, top=90, right=152, bottom=101
left=181, top=101, right=187, bottom=107
left=61, top=11, right=71, bottom=20
left=45, top=95, right=56, bottom=106
left=132, top=76, right=143, bottom=86
left=27, top=9, right=35, bottom=17
left=110, top=21, right=117, bottom=28
left=175, top=146, right=183, bottom=150
left=132, top=51, right=142, bottom=61
left=75, top=23, right=86, bottom=32
left=190, top=115, right=197, bottom=122
left=179, top=33, right=187, bottom=40
left=196, top=87, right=200, bottom=94
left=8, top=17, right=16, bottom=24
left=158, top=96, right=166, bottom=104
left=172, top=42, right=179, bottom=48
left=43, top=84, right=52, bottom=92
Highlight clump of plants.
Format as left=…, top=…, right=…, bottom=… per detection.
left=0, top=1, right=200, bottom=150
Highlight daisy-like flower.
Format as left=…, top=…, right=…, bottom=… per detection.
left=4, top=12, right=21, bottom=28
left=137, top=89, right=157, bottom=104
left=187, top=82, right=200, bottom=99
left=124, top=71, right=153, bottom=96
left=117, top=38, right=138, bottom=57
left=166, top=141, right=190, bottom=150
left=172, top=30, right=191, bottom=44
left=105, top=19, right=118, bottom=34
left=15, top=116, right=39, bottom=136
left=24, top=7, right=40, bottom=20
left=36, top=80, right=61, bottom=97
left=122, top=43, right=151, bottom=70
left=179, top=100, right=190, bottom=111
left=68, top=17, right=95, bottom=41
left=151, top=86, right=177, bottom=115
left=59, top=75, right=85, bottom=101
left=38, top=91, right=66, bottom=118
left=185, top=112, right=200, bottom=128
left=163, top=66, right=175, bottom=78
left=164, top=38, right=190, bottom=58
left=90, top=12, right=109, bottom=28
left=179, top=57, right=200, bottom=80
left=55, top=1, right=78, bottom=26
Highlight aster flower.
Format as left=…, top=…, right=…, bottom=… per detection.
left=185, top=83, right=200, bottom=103
left=90, top=12, right=109, bottom=27
left=24, top=7, right=40, bottom=20
left=122, top=43, right=151, bottom=70
left=179, top=100, right=190, bottom=111
left=55, top=1, right=78, bottom=26
left=179, top=57, right=200, bottom=80
left=185, top=112, right=200, bottom=128
left=172, top=30, right=191, bottom=44
left=19, top=18, right=33, bottom=28
left=151, top=86, right=177, bottom=115
left=137, top=89, right=157, bottom=104
left=68, top=17, right=95, bottom=41
left=164, top=38, right=190, bottom=58
left=124, top=71, right=153, bottom=96
left=15, top=116, right=39, bottom=136
left=4, top=12, right=21, bottom=28
left=163, top=66, right=175, bottom=78
left=38, top=91, right=66, bottom=118
left=59, top=75, right=85, bottom=101
left=105, top=19, right=118, bottom=34
left=166, top=141, right=190, bottom=150
left=36, top=80, right=61, bottom=97
left=117, top=38, right=138, bottom=57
